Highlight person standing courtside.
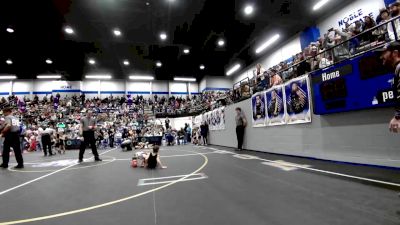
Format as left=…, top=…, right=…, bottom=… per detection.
left=40, top=124, right=55, bottom=156
left=377, top=41, right=400, bottom=132
left=78, top=110, right=102, bottom=163
left=235, top=107, right=247, bottom=151
left=0, top=108, right=24, bottom=169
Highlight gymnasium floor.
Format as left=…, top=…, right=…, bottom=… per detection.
left=0, top=145, right=399, bottom=225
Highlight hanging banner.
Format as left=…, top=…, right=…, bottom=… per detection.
left=202, top=111, right=212, bottom=128
left=199, top=107, right=225, bottom=131
left=265, top=85, right=286, bottom=126
left=251, top=92, right=267, bottom=127
left=219, top=107, right=225, bottom=130
left=210, top=109, right=218, bottom=130
left=209, top=107, right=226, bottom=131
left=285, top=75, right=312, bottom=124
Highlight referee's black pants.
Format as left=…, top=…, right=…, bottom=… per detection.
left=2, top=132, right=24, bottom=167
left=41, top=134, right=53, bottom=156
left=79, top=131, right=100, bottom=160
left=236, top=125, right=245, bottom=150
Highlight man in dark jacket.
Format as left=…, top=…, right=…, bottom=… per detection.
left=378, top=41, right=400, bottom=132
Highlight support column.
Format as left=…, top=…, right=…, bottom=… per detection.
left=98, top=80, right=101, bottom=98
left=30, top=79, right=34, bottom=99
left=188, top=82, right=191, bottom=98
left=125, top=80, right=128, bottom=96
left=9, top=80, right=13, bottom=96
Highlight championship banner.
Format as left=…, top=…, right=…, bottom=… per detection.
left=251, top=92, right=267, bottom=127
left=202, top=111, right=212, bottom=128
left=219, top=107, right=225, bottom=130
left=210, top=109, right=218, bottom=130
left=265, top=85, right=286, bottom=126
left=209, top=107, right=225, bottom=131
left=284, top=75, right=312, bottom=124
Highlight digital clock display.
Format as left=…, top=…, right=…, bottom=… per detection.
left=320, top=77, right=347, bottom=101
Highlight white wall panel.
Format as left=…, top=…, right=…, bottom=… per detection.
left=202, top=76, right=232, bottom=92
left=12, top=80, right=32, bottom=98
left=0, top=82, right=12, bottom=96
left=172, top=117, right=192, bottom=130
left=100, top=80, right=125, bottom=98
left=233, top=70, right=252, bottom=84
left=318, top=0, right=384, bottom=34
left=208, top=98, right=400, bottom=168
left=169, top=82, right=188, bottom=96
left=151, top=81, right=169, bottom=98
left=189, top=82, right=199, bottom=95
left=199, top=78, right=207, bottom=93
left=51, top=81, right=81, bottom=98
left=233, top=35, right=301, bottom=84
left=32, top=80, right=52, bottom=99
left=126, top=81, right=151, bottom=98
left=127, top=81, right=151, bottom=93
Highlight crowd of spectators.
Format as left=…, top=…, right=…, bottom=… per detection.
left=1, top=2, right=398, bottom=154
left=251, top=2, right=400, bottom=94
left=0, top=93, right=182, bottom=155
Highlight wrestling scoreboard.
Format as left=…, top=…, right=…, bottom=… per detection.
left=311, top=51, right=396, bottom=115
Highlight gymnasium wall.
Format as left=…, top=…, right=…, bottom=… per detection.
left=317, top=0, right=385, bottom=35
left=99, top=80, right=125, bottom=98
left=208, top=98, right=400, bottom=168
left=232, top=0, right=386, bottom=84
left=233, top=35, right=302, bottom=84
left=189, top=82, right=200, bottom=96
left=169, top=82, right=189, bottom=97
left=200, top=76, right=233, bottom=92
left=0, top=80, right=204, bottom=99
left=127, top=81, right=151, bottom=98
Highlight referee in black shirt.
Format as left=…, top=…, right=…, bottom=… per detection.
left=78, top=110, right=102, bottom=163
left=0, top=108, right=24, bottom=169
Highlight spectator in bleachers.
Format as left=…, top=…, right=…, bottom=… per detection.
left=326, top=28, right=351, bottom=62
left=269, top=69, right=283, bottom=87
left=254, top=63, right=267, bottom=92
left=362, top=16, right=377, bottom=42
left=377, top=8, right=391, bottom=41
left=388, top=2, right=400, bottom=40
left=295, top=53, right=311, bottom=77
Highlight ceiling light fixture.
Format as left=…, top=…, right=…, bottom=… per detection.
left=6, top=28, right=14, bottom=33
left=226, top=64, right=241, bottom=76
left=88, top=59, right=96, bottom=65
left=0, top=75, right=17, bottom=80
left=129, top=75, right=154, bottom=80
left=6, top=59, right=12, bottom=65
left=174, top=77, right=196, bottom=82
left=37, top=75, right=62, bottom=79
left=200, top=65, right=205, bottom=70
left=255, top=34, right=280, bottom=54
left=64, top=26, right=74, bottom=34
left=217, top=39, right=225, bottom=47
left=113, top=29, right=121, bottom=36
left=244, top=5, right=254, bottom=15
left=183, top=48, right=190, bottom=54
left=156, top=61, right=162, bottom=67
left=160, top=32, right=167, bottom=40
left=45, top=59, right=53, bottom=64
left=313, top=0, right=330, bottom=11
left=85, top=74, right=112, bottom=79
left=123, top=60, right=130, bottom=66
